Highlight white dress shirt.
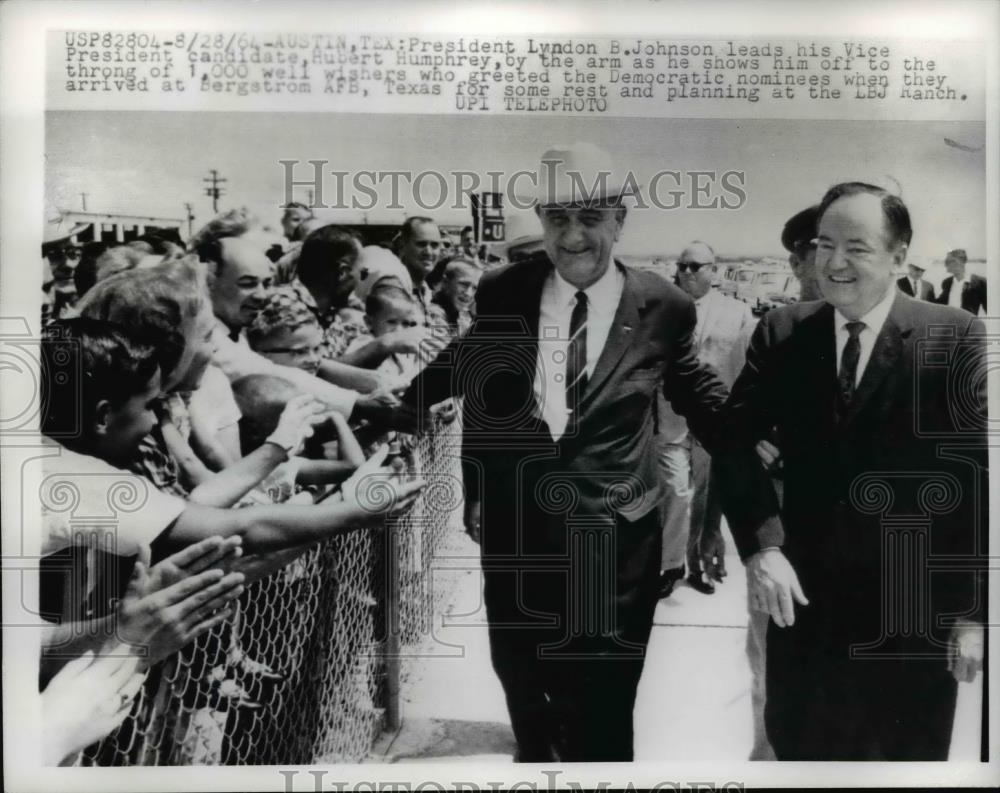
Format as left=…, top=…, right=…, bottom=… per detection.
left=210, top=318, right=358, bottom=417
left=947, top=275, right=968, bottom=309
left=534, top=263, right=624, bottom=440
left=833, top=285, right=896, bottom=387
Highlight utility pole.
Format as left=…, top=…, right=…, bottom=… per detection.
left=184, top=202, right=195, bottom=238
left=80, top=192, right=88, bottom=211
left=203, top=169, right=227, bottom=214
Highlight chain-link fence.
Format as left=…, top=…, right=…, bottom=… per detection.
left=76, top=408, right=466, bottom=766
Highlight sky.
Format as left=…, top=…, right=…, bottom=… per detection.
left=46, top=111, right=986, bottom=261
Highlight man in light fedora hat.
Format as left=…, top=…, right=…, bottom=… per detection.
left=405, top=142, right=736, bottom=761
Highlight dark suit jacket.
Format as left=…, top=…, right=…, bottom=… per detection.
left=937, top=273, right=987, bottom=315
left=716, top=292, right=987, bottom=653
left=896, top=275, right=935, bottom=301
left=406, top=255, right=729, bottom=632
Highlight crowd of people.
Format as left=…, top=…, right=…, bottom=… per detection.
left=36, top=141, right=988, bottom=765
left=36, top=203, right=486, bottom=764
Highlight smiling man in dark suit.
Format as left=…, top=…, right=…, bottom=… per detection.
left=717, top=182, right=987, bottom=760
left=937, top=248, right=987, bottom=315
left=405, top=143, right=730, bottom=761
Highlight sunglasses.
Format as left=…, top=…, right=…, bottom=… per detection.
left=676, top=261, right=710, bottom=273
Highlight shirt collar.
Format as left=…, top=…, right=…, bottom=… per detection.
left=213, top=316, right=244, bottom=343
left=834, top=283, right=896, bottom=336
left=550, top=260, right=621, bottom=313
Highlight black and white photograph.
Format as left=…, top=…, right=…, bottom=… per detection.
left=1, top=2, right=996, bottom=791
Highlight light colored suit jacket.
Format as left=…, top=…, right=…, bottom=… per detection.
left=659, top=288, right=757, bottom=443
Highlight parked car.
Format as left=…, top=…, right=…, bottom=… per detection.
left=738, top=270, right=793, bottom=314
left=756, top=273, right=800, bottom=314
left=720, top=266, right=755, bottom=299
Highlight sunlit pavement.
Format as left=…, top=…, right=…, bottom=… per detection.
left=378, top=528, right=982, bottom=763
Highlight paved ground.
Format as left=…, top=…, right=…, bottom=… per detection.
left=376, top=528, right=983, bottom=763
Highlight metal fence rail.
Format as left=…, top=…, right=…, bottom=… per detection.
left=78, top=410, right=465, bottom=766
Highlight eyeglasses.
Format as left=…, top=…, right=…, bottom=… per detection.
left=676, top=261, right=710, bottom=273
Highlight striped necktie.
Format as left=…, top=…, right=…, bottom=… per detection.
left=566, top=291, right=589, bottom=420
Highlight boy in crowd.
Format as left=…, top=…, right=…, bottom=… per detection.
left=346, top=286, right=421, bottom=384
left=231, top=374, right=367, bottom=504
left=40, top=316, right=424, bottom=574
left=431, top=256, right=482, bottom=339
left=247, top=291, right=326, bottom=377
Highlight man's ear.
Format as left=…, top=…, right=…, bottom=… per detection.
left=893, top=243, right=909, bottom=269
left=92, top=399, right=112, bottom=437
left=613, top=207, right=627, bottom=242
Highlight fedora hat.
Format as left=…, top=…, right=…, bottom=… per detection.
left=522, top=142, right=633, bottom=207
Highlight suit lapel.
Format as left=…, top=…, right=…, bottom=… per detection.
left=696, top=290, right=718, bottom=348
left=582, top=262, right=642, bottom=402
left=494, top=256, right=551, bottom=421
left=798, top=303, right=839, bottom=425
left=941, top=276, right=953, bottom=304
left=842, top=292, right=911, bottom=425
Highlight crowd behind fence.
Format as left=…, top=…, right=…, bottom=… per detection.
left=78, top=410, right=465, bottom=766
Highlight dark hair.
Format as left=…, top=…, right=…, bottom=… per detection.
left=40, top=317, right=159, bottom=441
left=817, top=182, right=912, bottom=247
left=365, top=284, right=413, bottom=318
left=73, top=241, right=111, bottom=298
left=297, top=226, right=360, bottom=289
left=231, top=374, right=300, bottom=454
left=461, top=226, right=473, bottom=235
left=399, top=216, right=437, bottom=242
left=283, top=202, right=313, bottom=215
left=77, top=258, right=207, bottom=384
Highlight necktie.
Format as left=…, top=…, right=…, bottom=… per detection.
left=566, top=291, right=589, bottom=420
left=837, top=321, right=866, bottom=418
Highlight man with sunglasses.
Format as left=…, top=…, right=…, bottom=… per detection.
left=41, top=244, right=82, bottom=325
left=658, top=241, right=756, bottom=598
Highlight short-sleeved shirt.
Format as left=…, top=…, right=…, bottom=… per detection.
left=188, top=364, right=242, bottom=436
left=274, top=280, right=367, bottom=359
left=41, top=446, right=186, bottom=556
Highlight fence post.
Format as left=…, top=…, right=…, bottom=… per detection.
left=384, top=516, right=402, bottom=733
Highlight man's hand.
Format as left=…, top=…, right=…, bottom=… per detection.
left=42, top=646, right=147, bottom=765
left=701, top=531, right=727, bottom=582
left=267, top=394, right=326, bottom=456
left=431, top=398, right=458, bottom=425
left=755, top=439, right=783, bottom=474
left=379, top=326, right=431, bottom=356
left=747, top=548, right=808, bottom=627
left=116, top=545, right=245, bottom=665
left=341, top=445, right=426, bottom=521
left=351, top=387, right=402, bottom=425
left=947, top=619, right=984, bottom=683
left=145, top=535, right=243, bottom=588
